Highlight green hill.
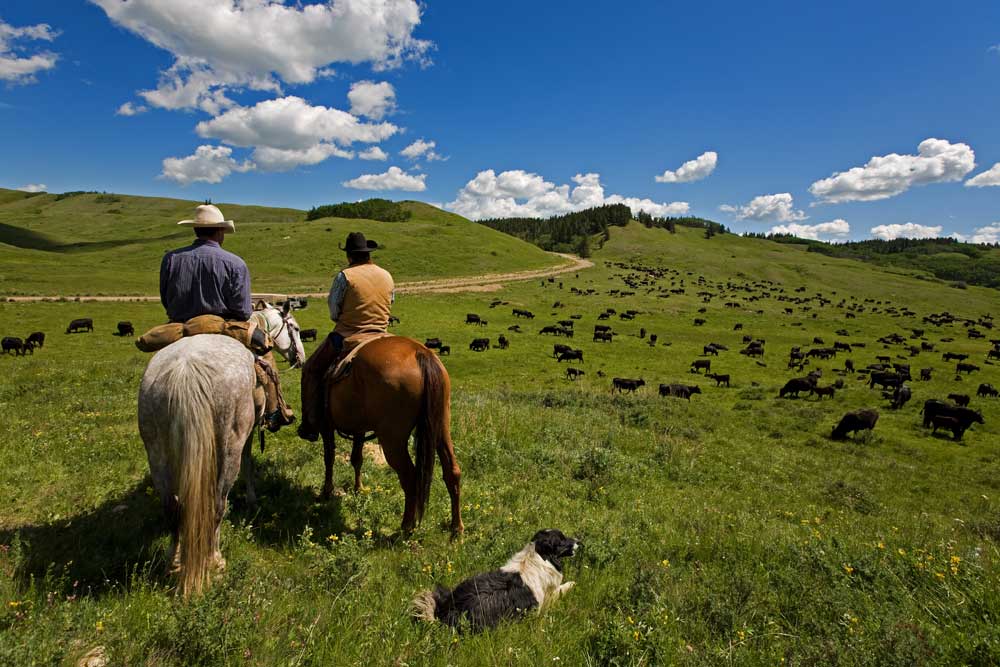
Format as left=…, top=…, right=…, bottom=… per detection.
left=0, top=189, right=561, bottom=296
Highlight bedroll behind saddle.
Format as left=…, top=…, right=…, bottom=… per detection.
left=136, top=314, right=271, bottom=354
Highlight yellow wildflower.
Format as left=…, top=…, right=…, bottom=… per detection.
left=876, top=541, right=885, bottom=550
left=897, top=548, right=906, bottom=556
left=661, top=559, right=670, bottom=568
left=843, top=564, right=854, bottom=575
left=96, top=620, right=104, bottom=632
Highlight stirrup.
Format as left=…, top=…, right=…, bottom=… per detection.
left=265, top=409, right=295, bottom=433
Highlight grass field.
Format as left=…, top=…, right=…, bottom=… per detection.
left=2, top=223, right=1000, bottom=665
left=0, top=190, right=559, bottom=296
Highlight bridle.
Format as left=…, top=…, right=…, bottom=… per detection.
left=257, top=305, right=301, bottom=367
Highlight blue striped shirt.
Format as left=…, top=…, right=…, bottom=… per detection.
left=160, top=239, right=252, bottom=322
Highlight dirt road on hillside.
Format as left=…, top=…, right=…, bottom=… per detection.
left=5, top=253, right=593, bottom=302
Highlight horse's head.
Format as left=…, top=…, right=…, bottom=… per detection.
left=258, top=303, right=306, bottom=368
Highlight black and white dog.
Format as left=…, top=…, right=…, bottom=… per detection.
left=412, top=529, right=580, bottom=631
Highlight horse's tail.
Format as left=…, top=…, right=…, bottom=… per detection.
left=414, top=351, right=446, bottom=523
left=164, top=361, right=219, bottom=597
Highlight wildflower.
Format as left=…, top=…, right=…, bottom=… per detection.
left=935, top=572, right=945, bottom=580
left=364, top=529, right=373, bottom=540
left=897, top=548, right=906, bottom=556
left=633, top=630, right=640, bottom=641
left=627, top=616, right=635, bottom=625
left=843, top=564, right=854, bottom=575
left=950, top=555, right=961, bottom=574
left=96, top=620, right=104, bottom=632
left=737, top=630, right=746, bottom=641
left=876, top=541, right=885, bottom=550
left=661, top=559, right=670, bottom=569
left=8, top=601, right=20, bottom=608
left=327, top=534, right=338, bottom=542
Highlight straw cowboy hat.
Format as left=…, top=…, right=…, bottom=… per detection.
left=339, top=231, right=378, bottom=253
left=177, top=204, right=235, bottom=232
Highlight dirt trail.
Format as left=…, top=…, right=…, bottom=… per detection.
left=4, top=253, right=593, bottom=302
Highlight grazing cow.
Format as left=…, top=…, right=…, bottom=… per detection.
left=26, top=331, right=44, bottom=348
left=780, top=376, right=817, bottom=398
left=469, top=338, right=490, bottom=352
left=597, top=312, right=610, bottom=321
left=703, top=344, right=719, bottom=356
left=593, top=324, right=613, bottom=334
left=593, top=331, right=613, bottom=343
left=439, top=345, right=451, bottom=356
left=466, top=313, right=482, bottom=325
left=648, top=334, right=658, bottom=346
left=956, top=362, right=980, bottom=374
left=497, top=335, right=509, bottom=350
left=844, top=359, right=855, bottom=373
left=558, top=320, right=574, bottom=329
left=987, top=349, right=1000, bottom=361
left=566, top=367, right=585, bottom=380
left=947, top=393, right=970, bottom=407
left=690, top=359, right=711, bottom=374
left=117, top=321, right=135, bottom=337
left=424, top=338, right=443, bottom=350
left=942, top=352, right=968, bottom=362
left=693, top=318, right=706, bottom=326
left=612, top=378, right=645, bottom=393
left=876, top=355, right=891, bottom=364
left=2, top=337, right=28, bottom=355
left=557, top=349, right=583, bottom=363
left=66, top=318, right=93, bottom=334
left=388, top=315, right=400, bottom=325
left=869, top=372, right=903, bottom=391
left=706, top=372, right=730, bottom=387
left=977, top=383, right=998, bottom=398
left=300, top=328, right=318, bottom=342
left=920, top=400, right=984, bottom=433
left=890, top=385, right=912, bottom=410
left=920, top=368, right=932, bottom=381
left=658, top=384, right=702, bottom=400
left=812, top=385, right=836, bottom=399
left=553, top=343, right=572, bottom=357
left=734, top=323, right=743, bottom=331
left=834, top=341, right=852, bottom=353
left=832, top=409, right=879, bottom=440
left=513, top=308, right=535, bottom=319
left=540, top=326, right=561, bottom=336
left=834, top=379, right=845, bottom=389
left=930, top=415, right=967, bottom=440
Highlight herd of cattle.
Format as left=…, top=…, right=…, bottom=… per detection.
left=424, top=262, right=998, bottom=444
left=3, top=317, right=136, bottom=356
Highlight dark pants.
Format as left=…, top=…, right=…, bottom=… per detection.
left=299, top=332, right=344, bottom=436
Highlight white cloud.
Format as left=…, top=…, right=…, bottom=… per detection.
left=655, top=151, right=717, bottom=183
left=0, top=19, right=59, bottom=84
left=160, top=145, right=254, bottom=185
left=91, top=0, right=431, bottom=113
left=768, top=219, right=850, bottom=240
left=115, top=101, right=148, bottom=116
left=869, top=222, right=943, bottom=241
left=965, top=162, right=1000, bottom=187
left=17, top=183, right=47, bottom=193
left=810, top=138, right=976, bottom=204
left=358, top=146, right=388, bottom=161
left=195, top=96, right=397, bottom=171
left=953, top=223, right=1000, bottom=244
left=342, top=166, right=425, bottom=191
left=447, top=169, right=689, bottom=220
left=400, top=138, right=444, bottom=161
left=720, top=193, right=807, bottom=222
left=348, top=80, right=396, bottom=120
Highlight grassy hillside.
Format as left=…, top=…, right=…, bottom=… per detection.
left=2, top=222, right=1000, bottom=665
left=0, top=190, right=561, bottom=295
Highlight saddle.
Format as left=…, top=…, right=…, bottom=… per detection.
left=135, top=315, right=271, bottom=354
left=325, top=332, right=394, bottom=384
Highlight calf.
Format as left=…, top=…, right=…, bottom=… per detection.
left=919, top=368, right=932, bottom=381
left=612, top=377, right=645, bottom=393
left=507, top=325, right=522, bottom=333
left=497, top=335, right=509, bottom=350
left=658, top=384, right=702, bottom=400
left=930, top=415, right=967, bottom=440
left=117, top=321, right=135, bottom=337
left=424, top=338, right=443, bottom=350
left=706, top=372, right=730, bottom=387
left=300, top=328, right=318, bottom=342
left=439, top=345, right=451, bottom=356
left=920, top=399, right=984, bottom=432
left=831, top=409, right=879, bottom=440
left=844, top=359, right=855, bottom=373
left=812, top=385, right=836, bottom=399
left=566, top=367, right=585, bottom=380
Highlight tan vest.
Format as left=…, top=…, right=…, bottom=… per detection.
left=334, top=262, right=394, bottom=339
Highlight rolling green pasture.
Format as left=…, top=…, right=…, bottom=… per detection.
left=2, top=224, right=1000, bottom=665
left=0, top=190, right=558, bottom=295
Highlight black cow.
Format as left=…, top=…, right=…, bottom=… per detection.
left=891, top=385, right=912, bottom=410
left=612, top=378, right=645, bottom=393
left=513, top=308, right=535, bottom=319
left=920, top=400, right=984, bottom=433
left=780, top=376, right=816, bottom=398
left=869, top=372, right=903, bottom=390
left=947, top=393, right=970, bottom=407
left=831, top=409, right=879, bottom=440
left=117, top=321, right=135, bottom=337
left=26, top=331, right=44, bottom=348
left=553, top=343, right=572, bottom=357
left=812, top=385, right=836, bottom=399
left=2, top=337, right=29, bottom=355
left=425, top=338, right=443, bottom=350
left=300, top=328, right=318, bottom=342
left=706, top=373, right=730, bottom=387
left=658, top=384, right=702, bottom=400
left=703, top=344, right=719, bottom=356
left=465, top=313, right=482, bottom=325
left=978, top=383, right=998, bottom=398
left=943, top=352, right=968, bottom=362
left=593, top=331, right=613, bottom=343
left=439, top=345, right=451, bottom=356
left=844, top=359, right=855, bottom=373
left=66, top=318, right=93, bottom=334
left=693, top=318, right=706, bottom=326
left=469, top=338, right=490, bottom=352
left=557, top=349, right=583, bottom=363
left=690, top=359, right=711, bottom=374
left=956, top=362, right=980, bottom=374
left=930, top=415, right=967, bottom=440
left=507, top=325, right=522, bottom=333
left=497, top=335, right=509, bottom=350
left=920, top=368, right=932, bottom=381
left=566, top=367, right=585, bottom=380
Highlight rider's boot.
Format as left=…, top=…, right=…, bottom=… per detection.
left=297, top=333, right=340, bottom=442
left=256, top=353, right=295, bottom=432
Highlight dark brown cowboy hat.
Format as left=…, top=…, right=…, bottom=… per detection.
left=339, top=231, right=379, bottom=253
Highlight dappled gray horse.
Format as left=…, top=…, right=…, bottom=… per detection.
left=138, top=335, right=262, bottom=597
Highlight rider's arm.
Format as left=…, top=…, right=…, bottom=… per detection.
left=228, top=261, right=253, bottom=320
left=328, top=271, right=347, bottom=321
left=159, top=253, right=172, bottom=311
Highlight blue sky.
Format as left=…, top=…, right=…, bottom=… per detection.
left=2, top=0, right=999, bottom=242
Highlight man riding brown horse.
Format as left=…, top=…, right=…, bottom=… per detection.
left=298, top=231, right=394, bottom=442
left=158, top=204, right=295, bottom=432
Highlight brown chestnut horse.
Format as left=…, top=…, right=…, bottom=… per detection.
left=319, top=336, right=463, bottom=536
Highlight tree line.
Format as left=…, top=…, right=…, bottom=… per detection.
left=305, top=199, right=412, bottom=222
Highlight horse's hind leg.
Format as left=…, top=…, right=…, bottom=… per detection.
left=437, top=434, right=463, bottom=536
left=380, top=433, right=419, bottom=535
left=321, top=430, right=336, bottom=500
left=351, top=435, right=365, bottom=493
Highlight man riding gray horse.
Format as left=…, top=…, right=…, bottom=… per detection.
left=159, top=204, right=294, bottom=431
left=298, top=231, right=394, bottom=441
